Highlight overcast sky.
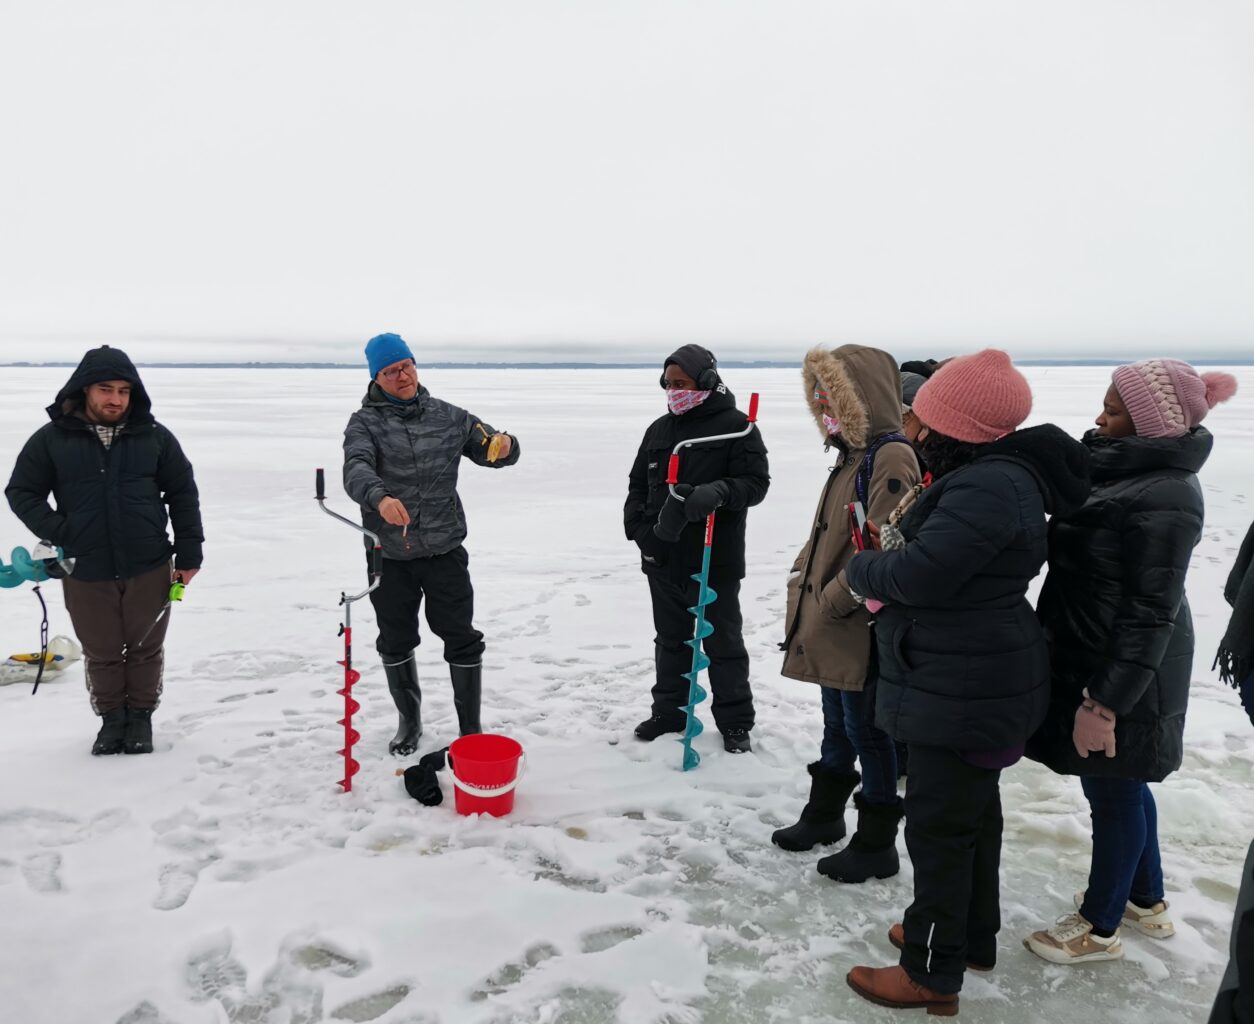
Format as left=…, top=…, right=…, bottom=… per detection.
left=2, top=1, right=1252, bottom=364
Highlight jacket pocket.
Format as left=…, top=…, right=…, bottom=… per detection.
left=892, top=619, right=916, bottom=672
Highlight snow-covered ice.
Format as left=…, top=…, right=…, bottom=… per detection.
left=1, top=365, right=1251, bottom=1024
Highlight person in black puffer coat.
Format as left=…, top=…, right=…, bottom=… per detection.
left=623, top=345, right=769, bottom=753
left=1024, top=360, right=1238, bottom=966
left=840, top=350, right=1089, bottom=1015
left=1216, top=519, right=1254, bottom=727
left=5, top=346, right=204, bottom=757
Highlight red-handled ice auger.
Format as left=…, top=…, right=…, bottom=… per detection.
left=316, top=468, right=383, bottom=792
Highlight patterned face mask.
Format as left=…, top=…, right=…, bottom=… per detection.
left=667, top=389, right=712, bottom=415
left=822, top=413, right=842, bottom=436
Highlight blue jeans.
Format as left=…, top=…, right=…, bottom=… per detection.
left=820, top=686, right=898, bottom=804
left=1079, top=777, right=1165, bottom=933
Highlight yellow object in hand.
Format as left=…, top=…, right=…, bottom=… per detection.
left=487, top=434, right=505, bottom=462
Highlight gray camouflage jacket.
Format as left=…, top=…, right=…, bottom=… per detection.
left=342, top=383, right=520, bottom=560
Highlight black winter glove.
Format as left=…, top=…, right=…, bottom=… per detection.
left=683, top=480, right=730, bottom=522
left=401, top=747, right=450, bottom=806
left=654, top=484, right=693, bottom=543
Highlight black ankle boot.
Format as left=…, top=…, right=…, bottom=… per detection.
left=772, top=763, right=860, bottom=852
left=124, top=708, right=154, bottom=755
left=92, top=708, right=128, bottom=756
left=634, top=715, right=684, bottom=742
left=383, top=654, right=422, bottom=756
left=817, top=793, right=904, bottom=883
left=450, top=663, right=482, bottom=736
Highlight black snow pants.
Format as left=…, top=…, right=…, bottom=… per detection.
left=368, top=546, right=485, bottom=665
left=648, top=574, right=754, bottom=733
left=898, top=744, right=1004, bottom=994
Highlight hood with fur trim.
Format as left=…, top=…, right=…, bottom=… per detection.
left=802, top=345, right=903, bottom=450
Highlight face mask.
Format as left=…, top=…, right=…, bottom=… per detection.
left=821, top=414, right=841, bottom=437
left=667, top=389, right=712, bottom=415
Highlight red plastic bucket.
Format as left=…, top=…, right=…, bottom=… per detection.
left=449, top=734, right=525, bottom=817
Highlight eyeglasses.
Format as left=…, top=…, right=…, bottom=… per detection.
left=380, top=361, right=417, bottom=381
left=661, top=380, right=695, bottom=390
left=813, top=389, right=829, bottom=402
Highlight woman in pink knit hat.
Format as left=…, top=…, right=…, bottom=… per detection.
left=1025, top=360, right=1238, bottom=966
left=840, top=349, right=1090, bottom=1013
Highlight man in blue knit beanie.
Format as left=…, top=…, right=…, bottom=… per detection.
left=343, top=332, right=521, bottom=754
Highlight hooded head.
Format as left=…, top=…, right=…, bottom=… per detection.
left=662, top=344, right=720, bottom=391
left=1109, top=359, right=1238, bottom=439
left=48, top=346, right=152, bottom=425
left=802, top=345, right=903, bottom=449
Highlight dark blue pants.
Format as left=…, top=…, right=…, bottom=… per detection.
left=1240, top=672, right=1254, bottom=728
left=1079, top=777, right=1165, bottom=934
left=820, top=685, right=897, bottom=804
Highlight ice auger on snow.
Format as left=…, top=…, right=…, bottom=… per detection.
left=0, top=542, right=75, bottom=695
left=666, top=393, right=760, bottom=772
left=316, top=468, right=383, bottom=793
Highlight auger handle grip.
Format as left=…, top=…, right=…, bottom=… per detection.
left=316, top=467, right=326, bottom=500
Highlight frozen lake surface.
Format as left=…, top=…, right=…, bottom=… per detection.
left=1, top=364, right=1251, bottom=1023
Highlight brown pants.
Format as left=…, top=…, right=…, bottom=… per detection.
left=62, top=561, right=173, bottom=714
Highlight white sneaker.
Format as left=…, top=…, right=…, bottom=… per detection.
left=1073, top=890, right=1175, bottom=939
left=1024, top=912, right=1123, bottom=964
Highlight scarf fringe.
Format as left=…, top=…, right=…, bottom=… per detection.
left=1214, top=648, right=1251, bottom=687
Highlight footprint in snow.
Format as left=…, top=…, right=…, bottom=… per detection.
left=21, top=851, right=63, bottom=893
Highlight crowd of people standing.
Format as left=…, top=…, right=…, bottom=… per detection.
left=4, top=336, right=1249, bottom=1018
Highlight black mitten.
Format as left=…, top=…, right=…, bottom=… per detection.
left=654, top=484, right=693, bottom=543
left=402, top=763, right=443, bottom=806
left=419, top=747, right=449, bottom=772
left=684, top=480, right=730, bottom=521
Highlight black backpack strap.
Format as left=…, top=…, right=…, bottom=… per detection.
left=854, top=433, right=915, bottom=508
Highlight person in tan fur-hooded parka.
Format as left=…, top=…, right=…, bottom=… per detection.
left=774, top=344, right=922, bottom=883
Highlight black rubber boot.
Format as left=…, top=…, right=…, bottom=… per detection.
left=92, top=708, right=128, bottom=756
left=817, top=793, right=904, bottom=883
left=772, top=763, right=860, bottom=852
left=722, top=729, right=752, bottom=754
left=123, top=708, right=154, bottom=755
left=384, top=654, right=422, bottom=756
left=634, top=715, right=685, bottom=742
left=450, top=663, right=482, bottom=736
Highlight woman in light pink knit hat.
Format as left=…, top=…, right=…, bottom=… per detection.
left=1025, top=359, right=1237, bottom=967
left=842, top=349, right=1091, bottom=1012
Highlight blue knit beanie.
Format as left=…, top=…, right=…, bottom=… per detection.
left=365, top=333, right=415, bottom=378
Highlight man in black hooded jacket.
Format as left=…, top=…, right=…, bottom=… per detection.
left=623, top=345, right=769, bottom=753
left=5, top=346, right=203, bottom=756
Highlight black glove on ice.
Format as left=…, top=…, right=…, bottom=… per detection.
left=654, top=484, right=693, bottom=543
left=402, top=747, right=450, bottom=806
left=683, top=480, right=730, bottom=521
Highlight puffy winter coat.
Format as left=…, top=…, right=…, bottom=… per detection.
left=623, top=383, right=769, bottom=585
left=5, top=347, right=203, bottom=583
left=1027, top=428, right=1210, bottom=783
left=342, top=383, right=520, bottom=560
left=845, top=425, right=1090, bottom=752
left=781, top=345, right=922, bottom=690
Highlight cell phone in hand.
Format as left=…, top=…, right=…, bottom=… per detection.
left=848, top=501, right=868, bottom=552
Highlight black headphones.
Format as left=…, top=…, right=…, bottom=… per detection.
left=660, top=352, right=719, bottom=391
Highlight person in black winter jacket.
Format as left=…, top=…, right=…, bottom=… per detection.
left=5, top=346, right=204, bottom=756
left=1024, top=360, right=1238, bottom=965
left=840, top=350, right=1089, bottom=1014
left=623, top=345, right=769, bottom=753
left=1216, top=519, right=1254, bottom=726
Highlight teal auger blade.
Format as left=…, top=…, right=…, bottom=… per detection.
left=682, top=714, right=705, bottom=739
left=685, top=619, right=715, bottom=640
left=682, top=744, right=701, bottom=771
left=685, top=650, right=711, bottom=673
